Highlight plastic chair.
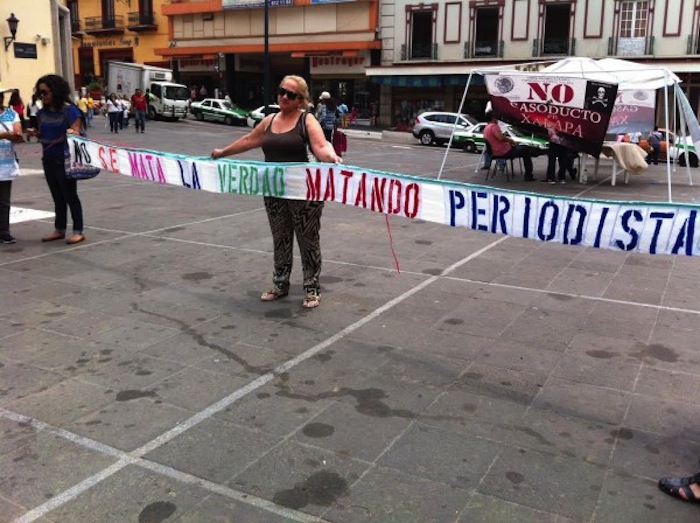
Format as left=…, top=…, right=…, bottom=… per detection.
left=484, top=140, right=515, bottom=181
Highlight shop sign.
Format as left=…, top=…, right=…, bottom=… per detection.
left=80, top=38, right=136, bottom=48
left=13, top=43, right=37, bottom=59
left=309, top=53, right=368, bottom=75
left=223, top=0, right=292, bottom=8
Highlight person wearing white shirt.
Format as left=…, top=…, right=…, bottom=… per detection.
left=0, top=93, right=24, bottom=243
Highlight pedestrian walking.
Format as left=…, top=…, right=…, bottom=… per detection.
left=0, top=88, right=24, bottom=244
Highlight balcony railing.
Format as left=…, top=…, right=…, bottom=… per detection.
left=608, top=35, right=654, bottom=56
left=84, top=15, right=124, bottom=34
left=70, top=19, right=82, bottom=34
left=687, top=34, right=700, bottom=54
left=127, top=11, right=157, bottom=31
left=532, top=38, right=575, bottom=57
left=464, top=40, right=503, bottom=58
left=400, top=43, right=438, bottom=61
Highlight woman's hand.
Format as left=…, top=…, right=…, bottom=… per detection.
left=66, top=128, right=79, bottom=136
left=211, top=148, right=226, bottom=159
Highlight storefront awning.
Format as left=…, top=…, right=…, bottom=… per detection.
left=369, top=74, right=484, bottom=87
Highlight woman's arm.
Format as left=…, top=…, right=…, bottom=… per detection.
left=306, top=113, right=341, bottom=163
left=211, top=114, right=269, bottom=159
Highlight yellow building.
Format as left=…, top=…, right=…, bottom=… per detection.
left=68, top=0, right=169, bottom=91
left=0, top=0, right=73, bottom=106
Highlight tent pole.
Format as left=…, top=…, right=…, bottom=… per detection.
left=437, top=70, right=474, bottom=181
left=663, top=70, right=672, bottom=202
left=675, top=84, right=694, bottom=186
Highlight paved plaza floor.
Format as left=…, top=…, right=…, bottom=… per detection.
left=1, top=119, right=700, bottom=522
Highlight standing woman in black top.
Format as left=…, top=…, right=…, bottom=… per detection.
left=211, top=75, right=341, bottom=308
left=27, top=75, right=85, bottom=245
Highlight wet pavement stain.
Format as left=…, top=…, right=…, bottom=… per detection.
left=265, top=308, right=293, bottom=319
left=586, top=350, right=618, bottom=359
left=181, top=272, right=213, bottom=281
left=163, top=227, right=186, bottom=233
left=415, top=239, right=432, bottom=245
left=444, top=318, right=464, bottom=325
left=611, top=428, right=633, bottom=440
left=130, top=304, right=273, bottom=375
left=272, top=471, right=349, bottom=510
left=509, top=426, right=554, bottom=446
left=138, top=501, right=177, bottom=522
left=506, top=471, right=525, bottom=484
left=314, top=352, right=332, bottom=363
left=547, top=293, right=573, bottom=301
left=135, top=370, right=153, bottom=376
left=645, top=343, right=679, bottom=362
left=422, top=268, right=442, bottom=275
left=302, top=422, right=335, bottom=438
left=116, top=390, right=157, bottom=402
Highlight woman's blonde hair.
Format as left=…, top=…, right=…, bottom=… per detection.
left=280, top=75, right=309, bottom=102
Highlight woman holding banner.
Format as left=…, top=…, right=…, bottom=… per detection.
left=28, top=75, right=85, bottom=245
left=211, top=75, right=341, bottom=308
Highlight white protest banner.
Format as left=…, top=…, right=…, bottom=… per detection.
left=69, top=137, right=700, bottom=256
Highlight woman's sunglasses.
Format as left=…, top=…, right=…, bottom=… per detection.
left=278, top=87, right=299, bottom=101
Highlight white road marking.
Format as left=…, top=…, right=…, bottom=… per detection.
left=9, top=207, right=55, bottom=224
left=8, top=237, right=509, bottom=523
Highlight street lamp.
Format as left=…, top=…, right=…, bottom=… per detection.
left=4, top=13, right=18, bottom=51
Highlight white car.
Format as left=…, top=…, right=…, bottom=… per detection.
left=247, top=104, right=281, bottom=127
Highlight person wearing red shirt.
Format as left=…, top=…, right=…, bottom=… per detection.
left=130, top=89, right=148, bottom=133
left=483, top=112, right=537, bottom=181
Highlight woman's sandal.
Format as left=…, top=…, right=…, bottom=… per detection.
left=301, top=291, right=320, bottom=309
left=260, top=288, right=289, bottom=302
left=658, top=472, right=700, bottom=503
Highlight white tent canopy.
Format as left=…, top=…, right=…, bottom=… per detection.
left=539, top=57, right=681, bottom=91
left=439, top=57, right=695, bottom=201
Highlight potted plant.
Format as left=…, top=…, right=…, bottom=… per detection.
left=86, top=81, right=104, bottom=100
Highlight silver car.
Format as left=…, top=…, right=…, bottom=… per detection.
left=412, top=111, right=477, bottom=146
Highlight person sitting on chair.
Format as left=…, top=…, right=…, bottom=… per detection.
left=483, top=112, right=536, bottom=181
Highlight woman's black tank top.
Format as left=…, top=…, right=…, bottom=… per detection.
left=262, top=112, right=308, bottom=163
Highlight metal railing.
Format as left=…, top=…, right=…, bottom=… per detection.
left=400, top=42, right=438, bottom=60
left=608, top=35, right=654, bottom=56
left=84, top=15, right=124, bottom=32
left=464, top=39, right=503, bottom=58
left=70, top=19, right=81, bottom=33
left=687, top=34, right=700, bottom=54
left=533, top=37, right=575, bottom=56
left=128, top=12, right=156, bottom=27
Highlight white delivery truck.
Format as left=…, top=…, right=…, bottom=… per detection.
left=106, top=61, right=189, bottom=120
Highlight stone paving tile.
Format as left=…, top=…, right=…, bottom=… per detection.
left=216, top=383, right=335, bottom=438
left=546, top=267, right=616, bottom=297
left=609, top=426, right=700, bottom=481
left=229, top=440, right=370, bottom=517
left=0, top=299, right=85, bottom=328
left=503, top=407, right=618, bottom=466
left=453, top=362, right=548, bottom=406
left=603, top=279, right=665, bottom=305
left=172, top=491, right=299, bottom=523
left=479, top=446, right=605, bottom=522
left=434, top=298, right=528, bottom=339
left=581, top=301, right=658, bottom=340
left=459, top=492, right=578, bottom=523
left=144, top=418, right=281, bottom=484
left=662, top=274, right=700, bottom=309
left=22, top=340, right=121, bottom=378
left=378, top=422, right=501, bottom=489
left=67, top=397, right=193, bottom=452
left=82, top=318, right=181, bottom=351
left=0, top=494, right=27, bottom=523
left=292, top=401, right=413, bottom=463
left=648, top=309, right=698, bottom=354
left=474, top=338, right=562, bottom=376
left=551, top=352, right=641, bottom=391
left=529, top=291, right=598, bottom=314
left=633, top=365, right=700, bottom=402
left=0, top=328, right=84, bottom=362
left=594, top=471, right=698, bottom=523
left=149, top=366, right=252, bottom=412
left=4, top=378, right=113, bottom=427
left=532, top=377, right=630, bottom=426
left=0, top=417, right=38, bottom=457
left=322, top=465, right=471, bottom=523
left=42, top=465, right=208, bottom=523
left=32, top=309, right=133, bottom=339
left=0, top=431, right=117, bottom=509
left=499, top=306, right=586, bottom=352
left=422, top=389, right=528, bottom=443
left=74, top=353, right=188, bottom=391
left=0, top=362, right=66, bottom=408
left=625, top=393, right=700, bottom=438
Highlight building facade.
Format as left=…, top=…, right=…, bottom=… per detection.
left=68, top=0, right=169, bottom=91
left=368, top=0, right=700, bottom=128
left=0, top=0, right=73, bottom=105
left=156, top=0, right=381, bottom=113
